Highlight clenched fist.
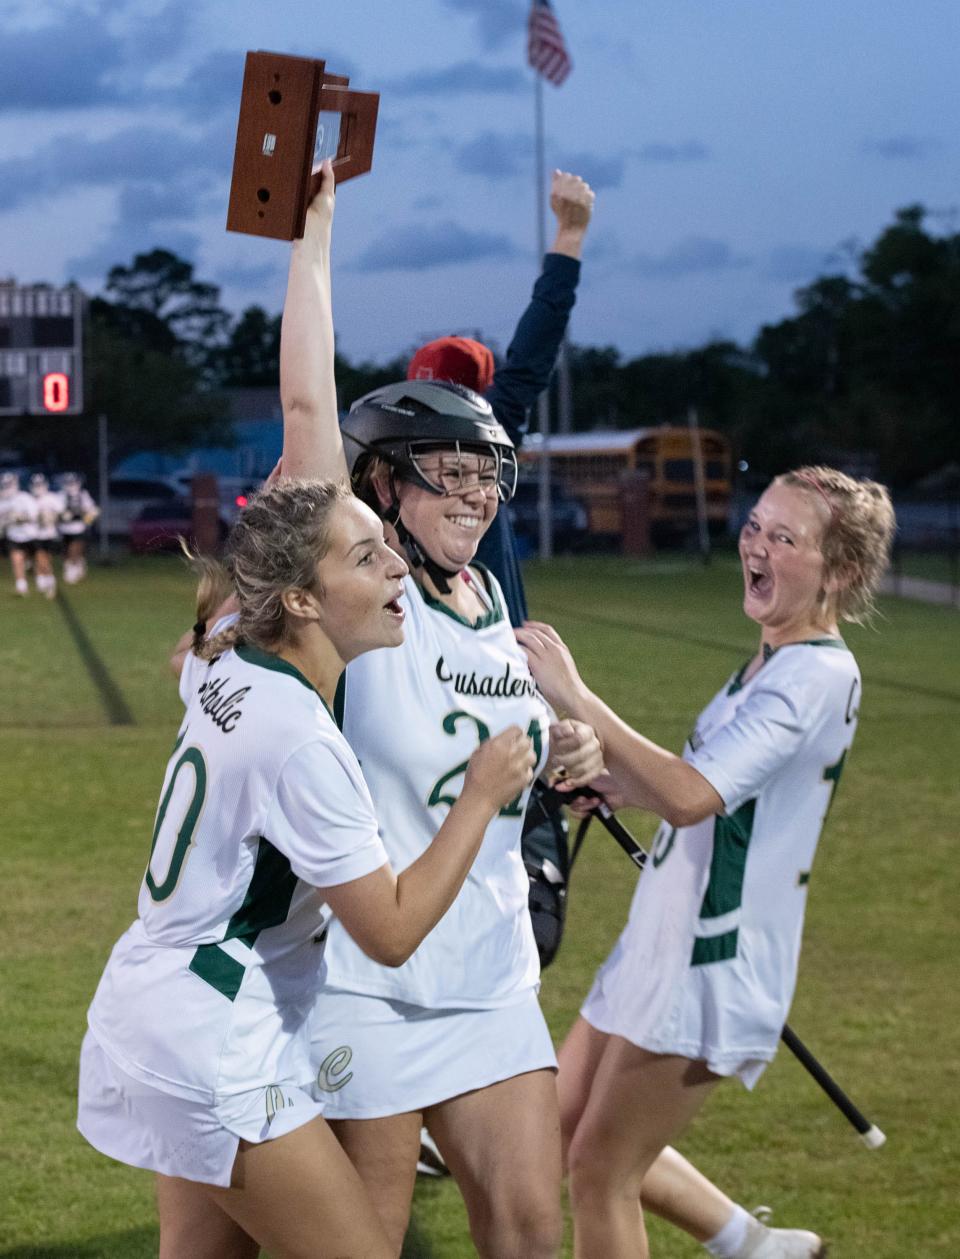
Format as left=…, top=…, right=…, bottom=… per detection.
left=464, top=726, right=537, bottom=813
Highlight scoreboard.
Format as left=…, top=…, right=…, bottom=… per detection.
left=0, top=283, right=85, bottom=416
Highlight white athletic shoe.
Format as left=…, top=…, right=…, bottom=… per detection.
left=63, top=562, right=79, bottom=584
left=15, top=578, right=28, bottom=596
left=416, top=1126, right=450, bottom=1178
left=736, top=1215, right=826, bottom=1258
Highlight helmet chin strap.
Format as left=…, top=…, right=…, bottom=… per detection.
left=385, top=480, right=461, bottom=596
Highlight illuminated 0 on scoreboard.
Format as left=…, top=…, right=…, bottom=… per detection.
left=0, top=283, right=85, bottom=416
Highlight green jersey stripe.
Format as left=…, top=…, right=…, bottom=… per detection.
left=189, top=942, right=245, bottom=1001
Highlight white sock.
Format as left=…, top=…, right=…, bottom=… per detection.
left=704, top=1204, right=751, bottom=1257
left=15, top=578, right=28, bottom=594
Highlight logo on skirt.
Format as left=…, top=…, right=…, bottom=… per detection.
left=265, top=1085, right=295, bottom=1124
left=315, top=1046, right=354, bottom=1093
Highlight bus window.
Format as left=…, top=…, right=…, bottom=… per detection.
left=663, top=459, right=727, bottom=482
left=664, top=459, right=694, bottom=482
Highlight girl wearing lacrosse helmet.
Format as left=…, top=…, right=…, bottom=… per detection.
left=57, top=472, right=99, bottom=583
left=1, top=471, right=36, bottom=596
left=78, top=477, right=536, bottom=1259
left=518, top=469, right=895, bottom=1259
left=279, top=163, right=602, bottom=1259
left=28, top=472, right=62, bottom=598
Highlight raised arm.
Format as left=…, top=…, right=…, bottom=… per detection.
left=486, top=169, right=594, bottom=444
left=279, top=162, right=347, bottom=481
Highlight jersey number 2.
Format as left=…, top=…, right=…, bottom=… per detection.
left=427, top=710, right=542, bottom=816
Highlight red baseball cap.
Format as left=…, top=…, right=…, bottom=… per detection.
left=407, top=336, right=495, bottom=394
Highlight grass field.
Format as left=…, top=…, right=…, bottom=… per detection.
left=1, top=553, right=958, bottom=1258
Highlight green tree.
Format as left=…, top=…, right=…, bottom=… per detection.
left=851, top=206, right=960, bottom=480
left=566, top=340, right=763, bottom=445
left=216, top=306, right=282, bottom=387
left=72, top=248, right=235, bottom=471
left=567, top=345, right=625, bottom=429
left=752, top=205, right=960, bottom=483
left=105, top=249, right=231, bottom=377
left=756, top=276, right=857, bottom=399
left=85, top=305, right=230, bottom=466
left=333, top=350, right=408, bottom=412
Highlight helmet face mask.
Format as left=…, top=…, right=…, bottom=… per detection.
left=393, top=440, right=517, bottom=503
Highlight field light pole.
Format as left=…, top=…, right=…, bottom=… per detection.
left=97, top=413, right=110, bottom=563
left=688, top=405, right=711, bottom=565
left=534, top=72, right=553, bottom=561
left=557, top=339, right=573, bottom=434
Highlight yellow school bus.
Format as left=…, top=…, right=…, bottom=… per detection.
left=518, top=426, right=732, bottom=539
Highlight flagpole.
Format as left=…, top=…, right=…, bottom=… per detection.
left=534, top=69, right=553, bottom=560
left=534, top=73, right=547, bottom=261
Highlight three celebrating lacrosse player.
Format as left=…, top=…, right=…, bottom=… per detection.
left=79, top=161, right=893, bottom=1259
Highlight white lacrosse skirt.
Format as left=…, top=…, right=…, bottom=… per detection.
left=581, top=642, right=864, bottom=1091
left=77, top=1031, right=327, bottom=1186
left=309, top=987, right=556, bottom=1119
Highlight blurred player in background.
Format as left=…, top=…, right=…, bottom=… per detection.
left=2, top=471, right=38, bottom=597
left=58, top=472, right=99, bottom=584
left=29, top=473, right=62, bottom=599
left=0, top=471, right=21, bottom=587
left=519, top=468, right=895, bottom=1259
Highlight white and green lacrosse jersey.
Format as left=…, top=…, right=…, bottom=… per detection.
left=86, top=641, right=388, bottom=1103
left=58, top=487, right=98, bottom=536
left=322, top=565, right=551, bottom=1010
left=585, top=639, right=860, bottom=1086
left=3, top=491, right=37, bottom=544
left=32, top=490, right=64, bottom=541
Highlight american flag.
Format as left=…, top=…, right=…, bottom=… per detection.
left=527, top=0, right=572, bottom=86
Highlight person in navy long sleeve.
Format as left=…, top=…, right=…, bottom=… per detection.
left=407, top=169, right=595, bottom=626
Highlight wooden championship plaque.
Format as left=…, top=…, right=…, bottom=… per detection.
left=226, top=51, right=379, bottom=241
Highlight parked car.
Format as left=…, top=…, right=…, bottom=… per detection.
left=129, top=497, right=235, bottom=555
left=506, top=479, right=589, bottom=553
left=101, top=477, right=185, bottom=539
left=103, top=475, right=253, bottom=539
left=167, top=473, right=260, bottom=527
left=128, top=499, right=193, bottom=554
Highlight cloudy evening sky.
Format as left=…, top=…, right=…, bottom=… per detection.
left=1, top=0, right=957, bottom=363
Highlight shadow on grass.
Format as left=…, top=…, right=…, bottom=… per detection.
left=0, top=1228, right=157, bottom=1258
left=400, top=1214, right=436, bottom=1257
left=0, top=1217, right=435, bottom=1259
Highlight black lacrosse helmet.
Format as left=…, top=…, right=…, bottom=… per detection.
left=341, top=380, right=518, bottom=504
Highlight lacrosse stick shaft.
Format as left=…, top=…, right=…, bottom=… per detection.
left=779, top=1024, right=886, bottom=1147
